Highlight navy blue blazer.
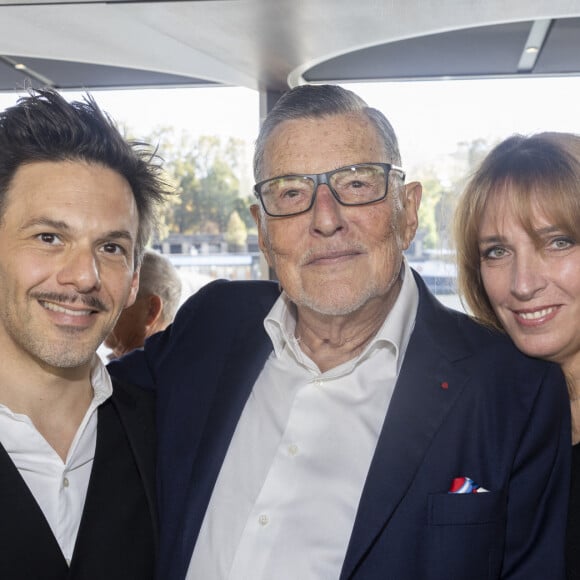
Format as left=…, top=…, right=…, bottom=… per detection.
left=109, top=271, right=571, bottom=580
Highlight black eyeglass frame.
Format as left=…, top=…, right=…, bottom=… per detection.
left=253, top=162, right=406, bottom=217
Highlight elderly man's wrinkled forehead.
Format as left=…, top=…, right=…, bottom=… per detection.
left=262, top=112, right=392, bottom=175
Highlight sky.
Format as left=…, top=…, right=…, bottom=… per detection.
left=350, top=76, right=580, bottom=167
left=0, top=85, right=260, bottom=140
left=1, top=75, right=580, bottom=175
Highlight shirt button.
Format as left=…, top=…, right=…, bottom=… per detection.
left=288, top=444, right=299, bottom=456
left=63, top=477, right=69, bottom=488
left=314, top=378, right=324, bottom=387
left=258, top=514, right=269, bottom=526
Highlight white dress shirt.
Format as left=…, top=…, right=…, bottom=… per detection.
left=187, top=260, right=419, bottom=580
left=0, top=357, right=113, bottom=564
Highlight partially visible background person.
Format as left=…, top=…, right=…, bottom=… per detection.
left=105, top=249, right=182, bottom=359
left=453, top=131, right=580, bottom=579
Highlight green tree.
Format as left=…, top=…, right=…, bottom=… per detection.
left=225, top=210, right=248, bottom=251
left=415, top=170, right=444, bottom=250
left=143, top=129, right=249, bottom=235
left=408, top=137, right=493, bottom=253
left=233, top=196, right=255, bottom=230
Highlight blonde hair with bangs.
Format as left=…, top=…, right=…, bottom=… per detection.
left=454, top=132, right=580, bottom=330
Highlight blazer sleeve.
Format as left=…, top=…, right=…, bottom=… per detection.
left=107, top=279, right=226, bottom=389
left=501, top=361, right=570, bottom=579
left=108, top=278, right=280, bottom=391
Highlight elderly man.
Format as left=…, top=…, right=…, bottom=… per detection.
left=0, top=89, right=170, bottom=579
left=110, top=84, right=570, bottom=579
left=105, top=249, right=182, bottom=359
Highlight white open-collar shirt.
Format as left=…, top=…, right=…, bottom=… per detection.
left=187, top=260, right=419, bottom=580
left=0, top=357, right=112, bottom=565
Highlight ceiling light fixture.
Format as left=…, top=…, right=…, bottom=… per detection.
left=518, top=19, right=552, bottom=72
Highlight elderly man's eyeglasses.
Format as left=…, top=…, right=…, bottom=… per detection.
left=253, top=162, right=405, bottom=217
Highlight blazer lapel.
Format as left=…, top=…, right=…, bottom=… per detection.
left=174, top=290, right=276, bottom=579
left=70, top=392, right=156, bottom=579
left=341, top=277, right=472, bottom=579
left=109, top=381, right=158, bottom=545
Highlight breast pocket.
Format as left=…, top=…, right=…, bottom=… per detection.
left=427, top=491, right=507, bottom=579
left=429, top=489, right=505, bottom=525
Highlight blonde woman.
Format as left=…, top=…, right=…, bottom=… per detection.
left=454, top=132, right=580, bottom=577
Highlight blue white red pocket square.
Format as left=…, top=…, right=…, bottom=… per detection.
left=448, top=476, right=489, bottom=494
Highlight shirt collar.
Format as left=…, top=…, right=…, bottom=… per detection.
left=264, top=258, right=419, bottom=372
left=371, top=259, right=418, bottom=373
left=89, top=355, right=114, bottom=407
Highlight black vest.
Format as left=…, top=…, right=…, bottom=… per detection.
left=0, top=398, right=155, bottom=579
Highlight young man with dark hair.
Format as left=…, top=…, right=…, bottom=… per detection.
left=0, top=89, right=170, bottom=579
